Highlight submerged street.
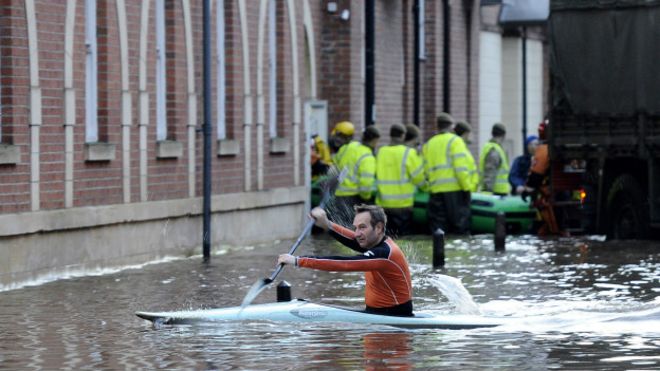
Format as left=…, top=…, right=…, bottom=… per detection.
left=1, top=234, right=658, bottom=370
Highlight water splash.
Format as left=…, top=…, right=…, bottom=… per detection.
left=427, top=275, right=481, bottom=315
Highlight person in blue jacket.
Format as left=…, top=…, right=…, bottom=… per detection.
left=509, top=135, right=539, bottom=195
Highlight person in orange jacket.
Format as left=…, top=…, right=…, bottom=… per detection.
left=278, top=204, right=414, bottom=316
left=523, top=120, right=563, bottom=236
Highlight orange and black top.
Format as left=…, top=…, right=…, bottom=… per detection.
left=297, top=222, right=413, bottom=315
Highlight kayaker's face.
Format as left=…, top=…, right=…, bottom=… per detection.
left=353, top=212, right=383, bottom=249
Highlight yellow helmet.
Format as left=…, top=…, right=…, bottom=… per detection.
left=331, top=121, right=355, bottom=136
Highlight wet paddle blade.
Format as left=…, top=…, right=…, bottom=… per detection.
left=241, top=278, right=273, bottom=308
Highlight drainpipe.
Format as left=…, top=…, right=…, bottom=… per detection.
left=365, top=0, right=375, bottom=126
left=202, top=0, right=212, bottom=261
left=413, top=0, right=420, bottom=126
left=521, top=26, right=528, bottom=153
left=442, top=0, right=450, bottom=113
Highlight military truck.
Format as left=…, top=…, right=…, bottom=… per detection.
left=548, top=0, right=660, bottom=239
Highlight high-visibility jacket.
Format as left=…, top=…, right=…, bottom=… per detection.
left=334, top=141, right=376, bottom=200
left=421, top=133, right=472, bottom=193
left=479, top=141, right=511, bottom=194
left=375, top=144, right=425, bottom=208
left=465, top=146, right=479, bottom=192
left=312, top=136, right=332, bottom=165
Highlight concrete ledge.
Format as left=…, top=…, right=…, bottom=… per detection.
left=0, top=186, right=307, bottom=237
left=156, top=140, right=183, bottom=159
left=0, top=144, right=21, bottom=165
left=270, top=137, right=290, bottom=154
left=85, top=142, right=116, bottom=162
left=0, top=187, right=308, bottom=290
left=217, top=139, right=239, bottom=156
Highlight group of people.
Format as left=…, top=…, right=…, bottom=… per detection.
left=311, top=112, right=538, bottom=237
left=289, top=115, right=553, bottom=317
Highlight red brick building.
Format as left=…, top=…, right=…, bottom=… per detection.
left=0, top=0, right=546, bottom=289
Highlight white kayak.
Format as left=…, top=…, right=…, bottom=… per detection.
left=136, top=299, right=506, bottom=330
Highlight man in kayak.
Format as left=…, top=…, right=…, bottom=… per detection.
left=278, top=204, right=414, bottom=317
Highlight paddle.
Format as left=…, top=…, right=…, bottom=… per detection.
left=240, top=168, right=347, bottom=308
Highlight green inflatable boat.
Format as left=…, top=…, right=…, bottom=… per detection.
left=412, top=191, right=536, bottom=234
left=311, top=178, right=536, bottom=234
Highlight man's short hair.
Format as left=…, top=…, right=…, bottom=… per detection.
left=404, top=124, right=420, bottom=142
left=354, top=204, right=387, bottom=229
left=390, top=123, right=406, bottom=139
left=436, top=112, right=454, bottom=130
left=492, top=123, right=506, bottom=137
left=454, top=120, right=472, bottom=136
left=362, top=125, right=381, bottom=142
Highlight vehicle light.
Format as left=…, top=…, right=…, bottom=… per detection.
left=579, top=189, right=587, bottom=204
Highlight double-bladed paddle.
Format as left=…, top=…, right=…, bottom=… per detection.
left=240, top=168, right=346, bottom=308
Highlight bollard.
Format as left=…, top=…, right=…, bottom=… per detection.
left=433, top=228, right=445, bottom=268
left=277, top=280, right=292, bottom=302
left=495, top=211, right=506, bottom=252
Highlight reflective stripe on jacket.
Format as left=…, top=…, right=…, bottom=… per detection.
left=421, top=133, right=472, bottom=193
left=334, top=141, right=376, bottom=199
left=375, top=145, right=425, bottom=208
left=479, top=141, right=511, bottom=194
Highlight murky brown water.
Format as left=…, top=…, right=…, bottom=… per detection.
left=1, top=234, right=658, bottom=370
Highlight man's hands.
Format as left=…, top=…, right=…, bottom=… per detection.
left=278, top=254, right=296, bottom=266
left=310, top=207, right=330, bottom=230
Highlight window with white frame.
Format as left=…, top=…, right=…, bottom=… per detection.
left=216, top=0, right=226, bottom=140
left=85, top=0, right=98, bottom=143
left=268, top=0, right=278, bottom=138
left=155, top=0, right=167, bottom=141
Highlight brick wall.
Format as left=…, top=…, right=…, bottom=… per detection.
left=0, top=0, right=311, bottom=213
left=0, top=0, right=487, bottom=214
left=0, top=3, right=31, bottom=213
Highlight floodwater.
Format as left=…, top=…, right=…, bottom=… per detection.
left=0, top=233, right=658, bottom=370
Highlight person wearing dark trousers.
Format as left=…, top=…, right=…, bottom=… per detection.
left=421, top=113, right=474, bottom=235
left=375, top=124, right=425, bottom=237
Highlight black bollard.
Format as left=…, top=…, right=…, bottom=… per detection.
left=495, top=211, right=506, bottom=252
left=277, top=281, right=292, bottom=302
left=433, top=228, right=445, bottom=268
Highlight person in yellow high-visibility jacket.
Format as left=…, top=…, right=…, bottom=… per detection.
left=334, top=124, right=380, bottom=213
left=375, top=124, right=425, bottom=236
left=454, top=120, right=479, bottom=192
left=479, top=123, right=511, bottom=195
left=422, top=113, right=473, bottom=235
left=311, top=134, right=332, bottom=179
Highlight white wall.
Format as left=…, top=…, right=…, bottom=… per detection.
left=501, top=37, right=544, bottom=160
left=478, top=31, right=503, bottom=154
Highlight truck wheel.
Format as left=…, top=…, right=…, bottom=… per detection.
left=606, top=174, right=649, bottom=240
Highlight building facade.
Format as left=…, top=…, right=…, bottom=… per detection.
left=0, top=0, right=546, bottom=289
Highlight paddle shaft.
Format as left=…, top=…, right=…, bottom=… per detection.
left=240, top=169, right=346, bottom=308
left=266, top=193, right=331, bottom=283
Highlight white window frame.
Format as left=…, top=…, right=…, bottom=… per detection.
left=268, top=0, right=278, bottom=138
left=85, top=0, right=98, bottom=143
left=216, top=0, right=226, bottom=140
left=155, top=0, right=167, bottom=141
left=419, top=0, right=426, bottom=60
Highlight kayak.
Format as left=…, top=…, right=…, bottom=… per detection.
left=136, top=299, right=506, bottom=330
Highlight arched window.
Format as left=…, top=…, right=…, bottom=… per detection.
left=216, top=0, right=226, bottom=140
left=155, top=0, right=167, bottom=141
left=85, top=0, right=98, bottom=143
left=268, top=0, right=277, bottom=138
